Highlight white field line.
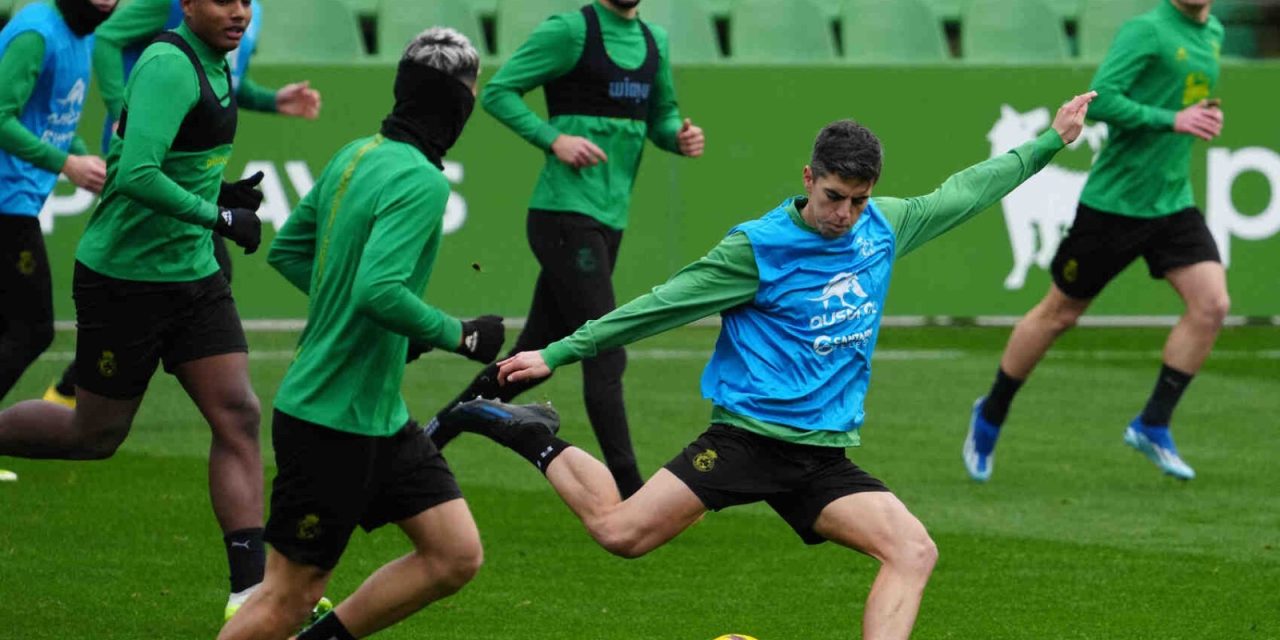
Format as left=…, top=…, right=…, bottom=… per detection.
left=37, top=348, right=1280, bottom=363
left=50, top=315, right=1280, bottom=332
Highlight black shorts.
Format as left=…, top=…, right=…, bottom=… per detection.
left=1050, top=204, right=1221, bottom=299
left=265, top=410, right=464, bottom=570
left=664, top=424, right=890, bottom=545
left=72, top=261, right=248, bottom=399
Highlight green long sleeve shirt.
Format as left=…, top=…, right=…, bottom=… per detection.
left=91, top=0, right=276, bottom=120
left=541, top=129, right=1066, bottom=447
left=0, top=30, right=88, bottom=175
left=483, top=1, right=684, bottom=230
left=1080, top=0, right=1222, bottom=218
left=75, top=23, right=230, bottom=282
left=269, top=134, right=464, bottom=437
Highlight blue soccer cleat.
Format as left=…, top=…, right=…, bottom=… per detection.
left=1124, top=418, right=1195, bottom=480
left=443, top=398, right=560, bottom=446
left=963, top=397, right=1001, bottom=482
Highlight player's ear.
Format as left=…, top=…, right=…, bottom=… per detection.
left=803, top=165, right=814, bottom=192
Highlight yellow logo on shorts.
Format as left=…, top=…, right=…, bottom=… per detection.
left=693, top=449, right=718, bottom=472
left=16, top=250, right=35, bottom=276
left=97, top=350, right=117, bottom=378
left=297, top=514, right=322, bottom=540
left=1062, top=258, right=1079, bottom=283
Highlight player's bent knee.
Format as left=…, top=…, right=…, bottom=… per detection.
left=1191, top=294, right=1231, bottom=330
left=70, top=420, right=130, bottom=460
left=592, top=520, right=652, bottom=559
left=886, top=533, right=938, bottom=577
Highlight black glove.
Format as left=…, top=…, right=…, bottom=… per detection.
left=213, top=207, right=262, bottom=254
left=218, top=171, right=265, bottom=211
left=406, top=340, right=434, bottom=363
left=453, top=315, right=505, bottom=364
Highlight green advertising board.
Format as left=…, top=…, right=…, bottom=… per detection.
left=37, top=62, right=1280, bottom=320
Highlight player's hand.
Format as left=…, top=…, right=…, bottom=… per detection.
left=1174, top=99, right=1223, bottom=141
left=276, top=81, right=321, bottom=120
left=497, top=350, right=552, bottom=385
left=213, top=207, right=262, bottom=254
left=63, top=154, right=106, bottom=194
left=550, top=134, right=607, bottom=168
left=406, top=340, right=434, bottom=363
left=1050, top=91, right=1097, bottom=145
left=677, top=118, right=705, bottom=157
left=454, top=315, right=505, bottom=363
left=218, top=171, right=265, bottom=212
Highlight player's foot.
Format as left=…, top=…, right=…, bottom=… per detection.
left=0, top=469, right=16, bottom=482
left=223, top=591, right=332, bottom=624
left=963, top=397, right=1001, bottom=482
left=1124, top=418, right=1195, bottom=480
left=41, top=384, right=75, bottom=409
left=442, top=397, right=560, bottom=446
left=304, top=596, right=334, bottom=628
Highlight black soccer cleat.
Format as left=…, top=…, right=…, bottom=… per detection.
left=442, top=397, right=560, bottom=446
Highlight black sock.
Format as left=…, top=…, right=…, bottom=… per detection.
left=1139, top=364, right=1194, bottom=427
left=297, top=612, right=356, bottom=640
left=980, top=367, right=1024, bottom=427
left=223, top=527, right=265, bottom=594
left=502, top=432, right=572, bottom=474
left=55, top=362, right=76, bottom=396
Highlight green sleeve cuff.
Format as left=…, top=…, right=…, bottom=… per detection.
left=236, top=77, right=279, bottom=113
left=531, top=123, right=561, bottom=151
left=1150, top=107, right=1177, bottom=129
left=69, top=136, right=88, bottom=156
left=440, top=317, right=464, bottom=352
left=197, top=201, right=221, bottom=228
left=542, top=341, right=575, bottom=369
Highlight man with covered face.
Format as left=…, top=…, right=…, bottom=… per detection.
left=426, top=0, right=706, bottom=500
left=215, top=27, right=506, bottom=640
left=0, top=0, right=274, bottom=620
left=0, top=0, right=116, bottom=479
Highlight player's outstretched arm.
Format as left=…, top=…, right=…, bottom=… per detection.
left=879, top=92, right=1095, bottom=257
left=528, top=232, right=760, bottom=375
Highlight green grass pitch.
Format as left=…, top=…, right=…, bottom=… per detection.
left=1, top=326, right=1277, bottom=639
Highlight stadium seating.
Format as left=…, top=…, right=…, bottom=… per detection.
left=377, top=0, right=485, bottom=61
left=729, top=0, right=837, bottom=63
left=255, top=0, right=365, bottom=63
left=495, top=0, right=581, bottom=60
left=961, top=0, right=1070, bottom=63
left=1078, top=0, right=1156, bottom=61
left=842, top=0, right=949, bottom=63
left=638, top=0, right=721, bottom=63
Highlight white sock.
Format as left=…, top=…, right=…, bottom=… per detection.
left=226, top=583, right=260, bottom=607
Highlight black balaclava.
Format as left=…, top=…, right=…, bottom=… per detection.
left=57, top=0, right=114, bottom=37
left=379, top=59, right=476, bottom=170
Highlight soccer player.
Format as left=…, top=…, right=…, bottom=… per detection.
left=443, top=93, right=1097, bottom=639
left=963, top=0, right=1225, bottom=482
left=0, top=0, right=272, bottom=619
left=426, top=0, right=705, bottom=499
left=216, top=28, right=504, bottom=640
left=41, top=0, right=322, bottom=407
left=0, top=0, right=117, bottom=483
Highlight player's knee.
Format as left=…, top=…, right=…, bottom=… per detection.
left=214, top=391, right=262, bottom=441
left=593, top=521, right=650, bottom=559
left=417, top=539, right=483, bottom=595
left=1190, top=293, right=1231, bottom=331
left=71, top=419, right=129, bottom=460
left=888, top=532, right=938, bottom=577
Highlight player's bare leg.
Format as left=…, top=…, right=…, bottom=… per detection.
left=813, top=492, right=937, bottom=640
left=545, top=455, right=706, bottom=558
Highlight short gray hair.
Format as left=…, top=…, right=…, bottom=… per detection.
left=402, top=27, right=480, bottom=83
